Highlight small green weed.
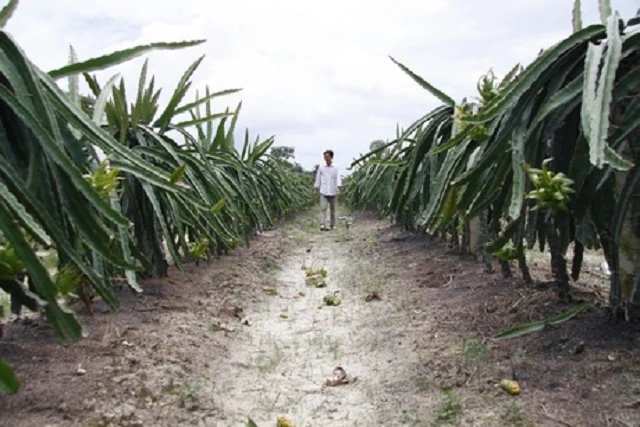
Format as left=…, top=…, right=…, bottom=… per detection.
left=432, top=391, right=461, bottom=425
left=326, top=336, right=342, bottom=360
left=500, top=398, right=533, bottom=426
left=256, top=341, right=285, bottom=374
left=463, top=339, right=491, bottom=365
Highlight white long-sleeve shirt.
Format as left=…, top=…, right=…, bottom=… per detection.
left=314, top=164, right=341, bottom=196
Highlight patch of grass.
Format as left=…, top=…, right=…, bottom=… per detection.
left=342, top=261, right=387, bottom=296
left=334, top=228, right=353, bottom=243
left=256, top=340, right=285, bottom=374
left=175, top=381, right=200, bottom=400
left=276, top=208, right=319, bottom=245
left=364, top=333, right=383, bottom=351
left=85, top=418, right=105, bottom=427
left=414, top=370, right=431, bottom=392
left=252, top=390, right=283, bottom=415
left=290, top=207, right=321, bottom=234
left=500, top=398, right=533, bottom=426
left=282, top=223, right=311, bottom=246
left=414, top=353, right=433, bottom=392
left=263, top=260, right=278, bottom=274
left=364, top=275, right=386, bottom=297
left=308, top=330, right=324, bottom=349
left=432, top=391, right=461, bottom=425
left=325, top=336, right=342, bottom=361
left=463, top=339, right=491, bottom=365
left=208, top=321, right=235, bottom=335
left=166, top=377, right=208, bottom=411
left=352, top=259, right=395, bottom=298
left=399, top=409, right=429, bottom=426
left=354, top=236, right=377, bottom=253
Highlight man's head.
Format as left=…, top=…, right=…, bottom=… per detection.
left=323, top=150, right=334, bottom=166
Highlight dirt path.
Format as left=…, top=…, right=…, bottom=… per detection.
left=209, top=216, right=431, bottom=426
left=2, top=209, right=640, bottom=426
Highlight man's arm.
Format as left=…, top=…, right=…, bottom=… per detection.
left=336, top=170, right=342, bottom=194
left=313, top=167, right=321, bottom=194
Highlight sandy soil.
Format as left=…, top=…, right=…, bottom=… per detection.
left=1, top=208, right=640, bottom=426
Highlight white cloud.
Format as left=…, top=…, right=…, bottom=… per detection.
left=5, top=0, right=640, bottom=173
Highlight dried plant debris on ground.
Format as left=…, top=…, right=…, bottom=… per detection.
left=1, top=211, right=640, bottom=426
left=304, top=266, right=328, bottom=288
left=323, top=366, right=357, bottom=388
left=365, top=291, right=381, bottom=302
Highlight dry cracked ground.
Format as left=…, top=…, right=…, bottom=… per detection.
left=2, top=207, right=640, bottom=426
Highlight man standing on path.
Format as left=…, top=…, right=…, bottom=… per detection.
left=313, top=150, right=341, bottom=231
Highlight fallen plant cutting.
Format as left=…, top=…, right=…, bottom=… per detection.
left=494, top=301, right=594, bottom=339
left=304, top=266, right=328, bottom=288
left=276, top=416, right=295, bottom=427
left=305, top=267, right=327, bottom=278
left=323, top=292, right=341, bottom=306
left=262, top=286, right=277, bottom=295
left=305, top=276, right=327, bottom=288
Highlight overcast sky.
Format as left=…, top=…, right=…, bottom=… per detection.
left=6, top=0, right=639, bottom=173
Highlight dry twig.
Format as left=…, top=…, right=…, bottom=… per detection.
left=623, top=399, right=640, bottom=409
left=443, top=274, right=455, bottom=287
left=614, top=418, right=633, bottom=427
